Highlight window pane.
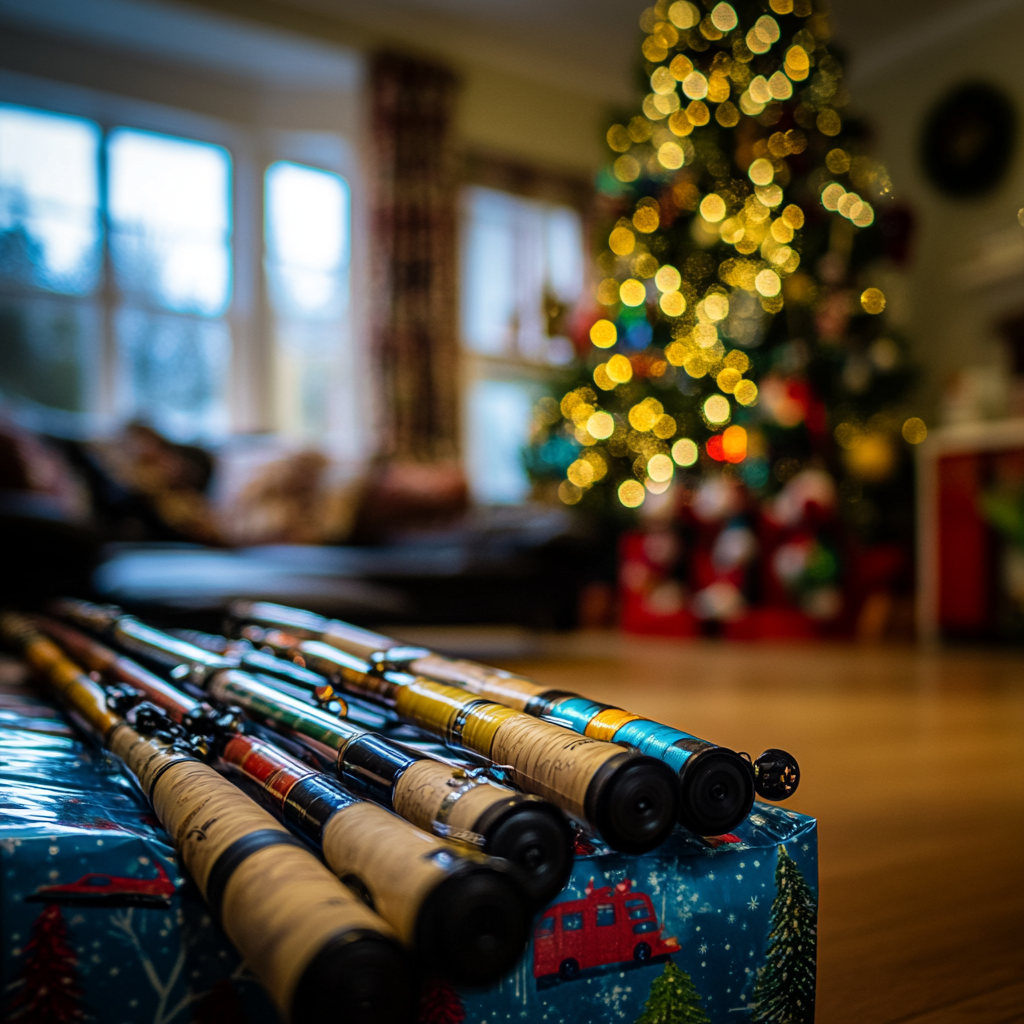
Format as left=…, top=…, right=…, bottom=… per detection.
left=274, top=321, right=351, bottom=438
left=0, top=105, right=100, bottom=294
left=466, top=379, right=534, bottom=504
left=461, top=187, right=583, bottom=363
left=115, top=308, right=230, bottom=439
left=545, top=206, right=584, bottom=303
left=108, top=129, right=231, bottom=315
left=0, top=297, right=99, bottom=412
left=462, top=188, right=517, bottom=356
left=265, top=161, right=348, bottom=319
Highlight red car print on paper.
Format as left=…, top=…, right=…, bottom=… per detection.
left=26, top=861, right=175, bottom=907
left=533, top=879, right=679, bottom=985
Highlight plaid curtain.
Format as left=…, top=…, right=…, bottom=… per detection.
left=371, top=52, right=460, bottom=462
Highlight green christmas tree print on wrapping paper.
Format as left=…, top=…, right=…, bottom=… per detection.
left=751, top=845, right=817, bottom=1023
left=635, top=960, right=710, bottom=1024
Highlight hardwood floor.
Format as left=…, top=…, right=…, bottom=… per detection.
left=495, top=637, right=1024, bottom=1024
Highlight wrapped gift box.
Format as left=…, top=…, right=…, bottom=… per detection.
left=1, top=664, right=817, bottom=1024
left=456, top=807, right=817, bottom=1024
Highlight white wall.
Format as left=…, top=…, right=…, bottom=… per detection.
left=851, top=1, right=1024, bottom=422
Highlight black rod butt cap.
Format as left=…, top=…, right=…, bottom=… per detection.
left=753, top=748, right=800, bottom=801
left=478, top=800, right=575, bottom=909
left=290, top=929, right=415, bottom=1024
left=290, top=929, right=413, bottom=1024
left=587, top=753, right=679, bottom=855
left=678, top=748, right=756, bottom=836
left=415, top=863, right=530, bottom=987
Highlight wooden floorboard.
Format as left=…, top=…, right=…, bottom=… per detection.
left=495, top=637, right=1024, bottom=1024
left=894, top=982, right=1024, bottom=1024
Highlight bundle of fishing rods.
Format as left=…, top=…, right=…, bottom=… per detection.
left=0, top=598, right=800, bottom=1024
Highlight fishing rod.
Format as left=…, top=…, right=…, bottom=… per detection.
left=0, top=612, right=414, bottom=1024
left=33, top=617, right=531, bottom=986
left=56, top=600, right=679, bottom=855
left=50, top=601, right=574, bottom=906
left=232, top=602, right=799, bottom=835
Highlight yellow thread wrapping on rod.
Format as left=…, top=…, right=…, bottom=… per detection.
left=460, top=703, right=521, bottom=758
left=409, top=654, right=546, bottom=711
left=8, top=620, right=120, bottom=737
left=585, top=708, right=644, bottom=741
left=394, top=678, right=473, bottom=739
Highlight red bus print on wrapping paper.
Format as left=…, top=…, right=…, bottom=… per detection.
left=533, top=879, right=679, bottom=983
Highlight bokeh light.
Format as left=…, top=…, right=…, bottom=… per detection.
left=655, top=264, right=682, bottom=292
left=672, top=438, right=699, bottom=466
left=902, top=417, right=928, bottom=444
left=658, top=142, right=685, bottom=169
left=700, top=194, right=726, bottom=222
left=618, top=479, right=646, bottom=507
left=710, top=3, right=738, bottom=31
left=619, top=279, right=647, bottom=306
left=567, top=459, right=595, bottom=487
left=755, top=269, right=781, bottom=296
left=660, top=290, right=686, bottom=316
left=590, top=319, right=617, bottom=347
left=609, top=226, right=635, bottom=255
left=607, top=354, right=633, bottom=382
left=648, top=453, right=674, bottom=482
left=734, top=379, right=759, bottom=405
left=722, top=424, right=748, bottom=462
left=860, top=287, right=886, bottom=314
left=704, top=394, right=731, bottom=424
left=587, top=410, right=615, bottom=438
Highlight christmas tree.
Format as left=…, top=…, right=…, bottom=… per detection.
left=750, top=845, right=817, bottom=1023
left=527, top=0, right=922, bottom=558
left=416, top=975, right=466, bottom=1024
left=3, top=904, right=85, bottom=1024
left=635, top=960, right=710, bottom=1024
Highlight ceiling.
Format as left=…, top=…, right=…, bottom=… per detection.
left=280, top=0, right=1018, bottom=100
left=4, top=0, right=1019, bottom=105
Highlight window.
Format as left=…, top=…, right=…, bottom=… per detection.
left=465, top=379, right=536, bottom=504
left=460, top=185, right=585, bottom=504
left=0, top=106, right=101, bottom=415
left=561, top=912, right=583, bottom=931
left=625, top=899, right=651, bottom=920
left=632, top=920, right=660, bottom=934
left=0, top=100, right=354, bottom=446
left=109, top=128, right=232, bottom=438
left=596, top=903, right=616, bottom=927
left=265, top=161, right=351, bottom=440
left=535, top=915, right=555, bottom=938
